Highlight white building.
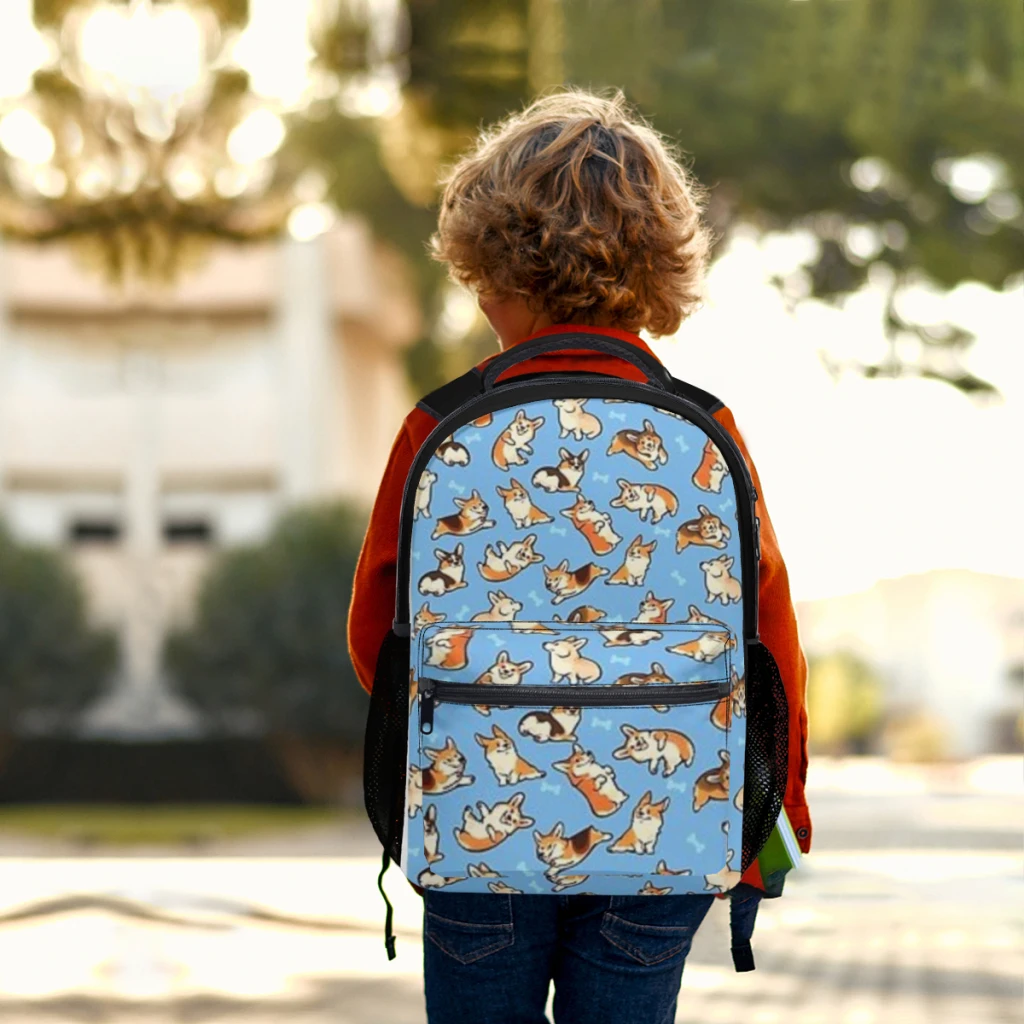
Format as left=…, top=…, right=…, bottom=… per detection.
left=0, top=223, right=419, bottom=736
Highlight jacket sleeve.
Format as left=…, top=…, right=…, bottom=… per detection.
left=347, top=423, right=417, bottom=694
left=715, top=406, right=812, bottom=854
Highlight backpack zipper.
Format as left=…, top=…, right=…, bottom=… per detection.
left=418, top=678, right=730, bottom=734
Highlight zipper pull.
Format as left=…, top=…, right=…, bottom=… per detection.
left=419, top=679, right=436, bottom=734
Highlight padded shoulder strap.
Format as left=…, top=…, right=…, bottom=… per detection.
left=670, top=375, right=725, bottom=416
left=416, top=366, right=724, bottom=422
left=416, top=367, right=483, bottom=420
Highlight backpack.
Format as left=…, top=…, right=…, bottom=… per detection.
left=363, top=332, right=789, bottom=969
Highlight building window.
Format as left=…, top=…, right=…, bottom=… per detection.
left=69, top=518, right=122, bottom=544
left=163, top=518, right=214, bottom=545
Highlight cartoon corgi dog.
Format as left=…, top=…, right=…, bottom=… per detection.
left=734, top=785, right=744, bottom=811
left=406, top=764, right=422, bottom=818
left=704, top=822, right=740, bottom=892
left=488, top=880, right=524, bottom=894
left=693, top=749, right=730, bottom=811
left=492, top=410, right=545, bottom=470
left=554, top=398, right=602, bottom=441
left=496, top=478, right=553, bottom=529
left=532, top=448, right=589, bottom=493
left=560, top=496, right=622, bottom=555
left=432, top=490, right=495, bottom=539
left=693, top=439, right=729, bottom=494
left=421, top=737, right=475, bottom=795
left=472, top=413, right=493, bottom=428
left=471, top=591, right=524, bottom=622
left=424, top=627, right=474, bottom=670
left=680, top=604, right=727, bottom=629
left=552, top=744, right=629, bottom=817
left=613, top=724, right=695, bottom=777
left=614, top=662, right=674, bottom=690
left=414, top=469, right=438, bottom=520
left=609, top=790, right=671, bottom=854
left=606, top=535, right=657, bottom=586
left=676, top=505, right=732, bottom=552
left=409, top=670, right=418, bottom=713
left=610, top=480, right=678, bottom=524
left=607, top=419, right=669, bottom=470
left=711, top=669, right=746, bottom=731
left=476, top=725, right=546, bottom=786
left=453, top=792, right=534, bottom=851
left=413, top=602, right=446, bottom=636
left=467, top=862, right=501, bottom=878
left=423, top=803, right=443, bottom=864
left=551, top=873, right=589, bottom=892
left=636, top=591, right=674, bottom=623
left=543, top=637, right=602, bottom=684
left=655, top=860, right=692, bottom=877
left=436, top=435, right=470, bottom=467
left=478, top=535, right=544, bottom=582
left=667, top=631, right=737, bottom=663
left=639, top=881, right=672, bottom=895
left=699, top=555, right=742, bottom=605
left=598, top=626, right=663, bottom=647
left=417, top=868, right=466, bottom=889
left=418, top=544, right=468, bottom=596
left=510, top=620, right=558, bottom=634
left=565, top=604, right=606, bottom=624
left=518, top=706, right=582, bottom=743
left=543, top=560, right=609, bottom=603
left=534, top=822, right=611, bottom=879
left=474, top=650, right=534, bottom=687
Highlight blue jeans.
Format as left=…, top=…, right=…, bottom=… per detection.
left=423, top=892, right=716, bottom=1024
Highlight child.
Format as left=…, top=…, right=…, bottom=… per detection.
left=349, top=89, right=810, bottom=1024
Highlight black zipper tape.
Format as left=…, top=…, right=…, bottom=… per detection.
left=418, top=678, right=730, bottom=734
left=395, top=376, right=760, bottom=640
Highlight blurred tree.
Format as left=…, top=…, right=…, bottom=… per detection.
left=806, top=650, right=884, bottom=755
left=165, top=503, right=368, bottom=744
left=308, top=0, right=1022, bottom=397
left=0, top=524, right=117, bottom=733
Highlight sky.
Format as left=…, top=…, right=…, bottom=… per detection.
left=653, top=229, right=1024, bottom=602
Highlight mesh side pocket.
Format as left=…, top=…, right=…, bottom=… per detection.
left=741, top=640, right=789, bottom=871
left=363, top=628, right=410, bottom=863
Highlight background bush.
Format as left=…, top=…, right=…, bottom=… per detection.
left=0, top=524, right=116, bottom=733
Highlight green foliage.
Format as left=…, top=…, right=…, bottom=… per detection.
left=165, top=504, right=368, bottom=742
left=0, top=525, right=116, bottom=731
left=807, top=650, right=885, bottom=755
left=308, top=0, right=1022, bottom=396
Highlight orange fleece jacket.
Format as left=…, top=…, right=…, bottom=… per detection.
left=348, top=326, right=812, bottom=859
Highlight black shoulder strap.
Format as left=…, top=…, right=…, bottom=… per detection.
left=670, top=375, right=725, bottom=416
left=415, top=366, right=724, bottom=422
left=416, top=367, right=482, bottom=420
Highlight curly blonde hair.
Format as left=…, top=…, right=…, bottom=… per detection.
left=431, top=89, right=710, bottom=337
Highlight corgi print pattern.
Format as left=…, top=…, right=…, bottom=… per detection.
left=492, top=411, right=545, bottom=471
left=496, top=479, right=554, bottom=529
left=552, top=744, right=629, bottom=817
left=432, top=490, right=495, bottom=539
left=403, top=396, right=749, bottom=894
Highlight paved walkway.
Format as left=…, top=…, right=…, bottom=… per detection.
left=0, top=758, right=1020, bottom=1023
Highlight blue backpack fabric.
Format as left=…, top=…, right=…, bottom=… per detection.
left=363, top=332, right=788, bottom=966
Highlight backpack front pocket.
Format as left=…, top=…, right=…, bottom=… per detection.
left=404, top=622, right=745, bottom=897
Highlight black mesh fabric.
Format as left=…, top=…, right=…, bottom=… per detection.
left=740, top=640, right=789, bottom=871
left=363, top=629, right=410, bottom=863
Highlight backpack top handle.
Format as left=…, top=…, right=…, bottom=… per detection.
left=481, top=331, right=673, bottom=392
